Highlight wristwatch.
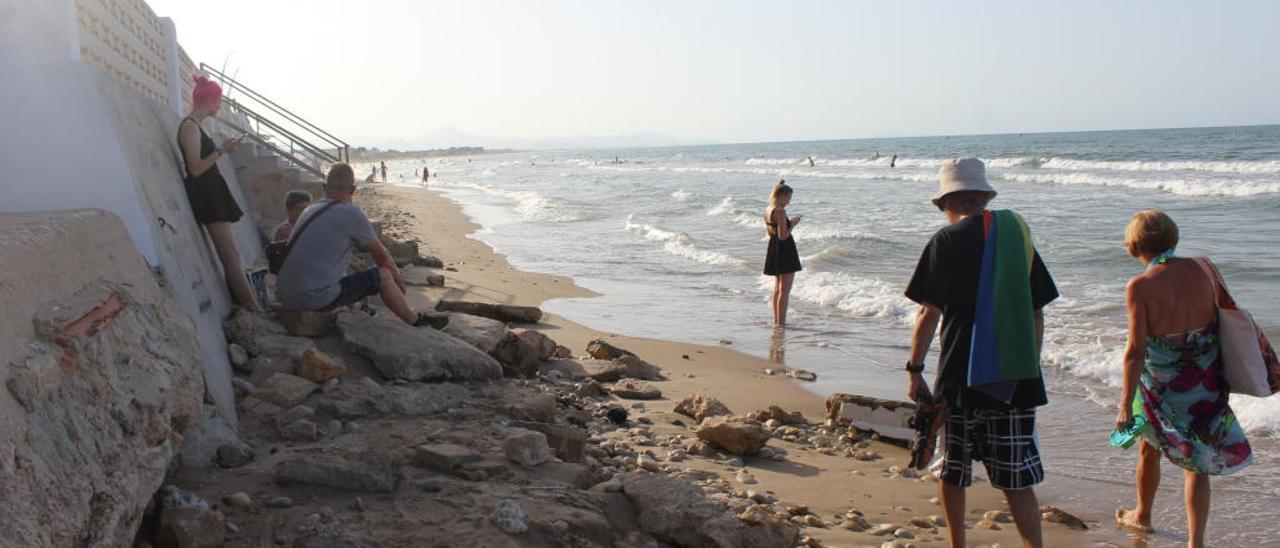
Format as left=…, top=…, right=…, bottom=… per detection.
left=904, top=361, right=925, bottom=373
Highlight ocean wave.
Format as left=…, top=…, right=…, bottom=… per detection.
left=761, top=271, right=915, bottom=325
left=432, top=180, right=585, bottom=222
left=624, top=215, right=748, bottom=268
left=792, top=228, right=897, bottom=245
left=670, top=189, right=692, bottom=201
left=998, top=171, right=1280, bottom=197
left=1040, top=157, right=1280, bottom=175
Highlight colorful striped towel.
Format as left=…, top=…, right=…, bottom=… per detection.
left=967, top=210, right=1041, bottom=402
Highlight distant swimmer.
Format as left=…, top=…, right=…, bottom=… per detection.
left=890, top=155, right=898, bottom=168
left=808, top=156, right=815, bottom=167
left=873, top=150, right=880, bottom=160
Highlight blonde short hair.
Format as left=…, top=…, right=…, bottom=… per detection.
left=1125, top=210, right=1179, bottom=258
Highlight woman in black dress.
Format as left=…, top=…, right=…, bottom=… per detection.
left=764, top=180, right=801, bottom=326
left=178, top=74, right=260, bottom=311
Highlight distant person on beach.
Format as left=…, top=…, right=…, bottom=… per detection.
left=807, top=156, right=815, bottom=167
left=369, top=165, right=377, bottom=181
left=903, top=158, right=1058, bottom=547
left=423, top=166, right=430, bottom=182
left=380, top=161, right=387, bottom=183
left=763, top=179, right=802, bottom=326
left=275, top=163, right=448, bottom=329
left=1113, top=211, right=1252, bottom=546
left=890, top=154, right=897, bottom=168
left=178, top=74, right=261, bottom=311
left=271, top=191, right=313, bottom=242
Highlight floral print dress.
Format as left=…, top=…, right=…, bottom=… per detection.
left=1135, top=322, right=1253, bottom=475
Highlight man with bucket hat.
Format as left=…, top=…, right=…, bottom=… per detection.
left=902, top=158, right=1059, bottom=547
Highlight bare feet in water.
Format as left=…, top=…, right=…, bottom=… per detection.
left=1115, top=507, right=1154, bottom=534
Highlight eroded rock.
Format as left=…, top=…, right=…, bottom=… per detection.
left=696, top=417, right=770, bottom=455
left=674, top=395, right=733, bottom=422
left=337, top=312, right=502, bottom=382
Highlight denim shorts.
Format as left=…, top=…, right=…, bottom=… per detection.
left=322, top=267, right=381, bottom=310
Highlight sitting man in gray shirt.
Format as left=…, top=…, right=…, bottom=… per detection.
left=275, top=163, right=447, bottom=329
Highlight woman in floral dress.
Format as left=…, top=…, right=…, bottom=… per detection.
left=1114, top=210, right=1251, bottom=547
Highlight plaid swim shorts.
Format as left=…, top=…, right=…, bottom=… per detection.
left=938, top=407, right=1044, bottom=490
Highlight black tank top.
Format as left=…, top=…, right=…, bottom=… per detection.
left=180, top=118, right=225, bottom=185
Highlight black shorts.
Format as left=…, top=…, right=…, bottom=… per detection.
left=939, top=407, right=1043, bottom=490
left=323, top=267, right=381, bottom=310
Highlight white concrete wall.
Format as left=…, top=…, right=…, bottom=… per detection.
left=0, top=0, right=263, bottom=426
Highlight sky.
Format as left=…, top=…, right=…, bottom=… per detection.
left=149, top=0, right=1280, bottom=149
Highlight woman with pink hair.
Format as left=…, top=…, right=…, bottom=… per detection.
left=178, top=74, right=260, bottom=311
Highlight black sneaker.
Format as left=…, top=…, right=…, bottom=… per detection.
left=413, top=313, right=450, bottom=331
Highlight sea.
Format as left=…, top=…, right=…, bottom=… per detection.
left=364, top=125, right=1280, bottom=545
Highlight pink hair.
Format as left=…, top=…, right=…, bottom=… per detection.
left=188, top=73, right=223, bottom=114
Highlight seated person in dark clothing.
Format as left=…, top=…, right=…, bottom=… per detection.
left=272, top=190, right=312, bottom=242
left=274, top=164, right=447, bottom=329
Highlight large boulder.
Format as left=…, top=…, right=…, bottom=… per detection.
left=435, top=300, right=543, bottom=324
left=610, top=380, right=663, bottom=400
left=336, top=312, right=502, bottom=382
left=621, top=473, right=798, bottom=548
left=674, top=395, right=734, bottom=423
left=502, top=428, right=552, bottom=467
left=490, top=329, right=559, bottom=378
left=0, top=281, right=203, bottom=546
left=155, top=506, right=224, bottom=548
left=441, top=313, right=507, bottom=353
left=696, top=417, right=771, bottom=455
left=277, top=310, right=336, bottom=338
left=312, top=379, right=470, bottom=419
left=224, top=308, right=287, bottom=355
left=296, top=348, right=347, bottom=383
left=614, top=354, right=663, bottom=380
left=586, top=339, right=636, bottom=360
left=541, top=358, right=627, bottom=383
left=274, top=453, right=397, bottom=493
left=253, top=373, right=319, bottom=407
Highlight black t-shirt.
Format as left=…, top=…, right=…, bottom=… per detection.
left=905, top=214, right=1059, bottom=410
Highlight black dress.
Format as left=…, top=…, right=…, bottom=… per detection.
left=763, top=213, right=801, bottom=276
left=179, top=118, right=244, bottom=225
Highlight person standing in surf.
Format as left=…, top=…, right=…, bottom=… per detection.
left=1113, top=210, right=1252, bottom=547
left=903, top=158, right=1058, bottom=547
left=764, top=180, right=802, bottom=326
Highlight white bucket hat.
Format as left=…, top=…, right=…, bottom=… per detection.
left=932, top=158, right=997, bottom=208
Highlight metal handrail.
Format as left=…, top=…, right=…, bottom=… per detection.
left=224, top=98, right=340, bottom=166
left=218, top=119, right=325, bottom=180
left=199, top=63, right=349, bottom=163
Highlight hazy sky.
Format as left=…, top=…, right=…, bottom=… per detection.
left=150, top=0, right=1280, bottom=148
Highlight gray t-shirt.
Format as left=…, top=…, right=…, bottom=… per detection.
left=275, top=198, right=379, bottom=310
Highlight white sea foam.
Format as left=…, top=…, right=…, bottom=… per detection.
left=433, top=180, right=584, bottom=222
left=624, top=215, right=748, bottom=268
left=761, top=271, right=916, bottom=325
left=998, top=171, right=1280, bottom=197
left=670, top=189, right=692, bottom=201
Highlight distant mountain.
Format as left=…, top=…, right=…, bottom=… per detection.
left=352, top=126, right=693, bottom=151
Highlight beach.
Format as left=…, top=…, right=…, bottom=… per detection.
left=356, top=184, right=1096, bottom=546
left=365, top=126, right=1280, bottom=546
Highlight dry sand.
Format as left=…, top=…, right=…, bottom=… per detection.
left=358, top=185, right=1095, bottom=547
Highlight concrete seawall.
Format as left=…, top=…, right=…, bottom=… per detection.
left=0, top=209, right=205, bottom=547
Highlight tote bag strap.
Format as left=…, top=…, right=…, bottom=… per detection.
left=1193, top=257, right=1238, bottom=310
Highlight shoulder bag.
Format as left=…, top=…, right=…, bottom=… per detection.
left=266, top=200, right=340, bottom=274
left=1195, top=257, right=1279, bottom=397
